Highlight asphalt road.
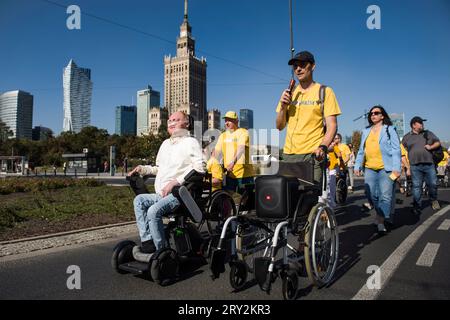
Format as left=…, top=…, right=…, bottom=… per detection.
left=1, top=183, right=449, bottom=300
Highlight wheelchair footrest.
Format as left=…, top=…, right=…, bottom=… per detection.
left=254, top=257, right=272, bottom=290
left=210, top=248, right=227, bottom=279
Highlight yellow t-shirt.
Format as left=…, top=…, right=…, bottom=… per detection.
left=400, top=144, right=410, bottom=166
left=276, top=83, right=341, bottom=154
left=328, top=146, right=340, bottom=170
left=364, top=129, right=384, bottom=170
left=215, top=128, right=254, bottom=179
left=206, top=157, right=223, bottom=191
left=338, top=143, right=351, bottom=165
left=438, top=151, right=449, bottom=167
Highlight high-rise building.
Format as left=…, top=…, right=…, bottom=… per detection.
left=390, top=113, right=405, bottom=139
left=115, top=105, right=137, bottom=136
left=208, top=109, right=221, bottom=130
left=240, top=109, right=254, bottom=129
left=137, top=85, right=160, bottom=136
left=63, top=59, right=93, bottom=133
left=164, top=0, right=207, bottom=132
left=0, top=90, right=33, bottom=139
left=32, top=126, right=53, bottom=141
left=148, top=107, right=169, bottom=135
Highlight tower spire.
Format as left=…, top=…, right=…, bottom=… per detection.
left=184, top=0, right=188, bottom=21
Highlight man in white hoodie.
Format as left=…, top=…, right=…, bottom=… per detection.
left=128, top=111, right=205, bottom=253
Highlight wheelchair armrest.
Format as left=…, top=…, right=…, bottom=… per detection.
left=183, top=169, right=205, bottom=184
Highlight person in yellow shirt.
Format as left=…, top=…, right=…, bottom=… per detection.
left=275, top=51, right=341, bottom=185
left=206, top=157, right=223, bottom=192
left=213, top=111, right=254, bottom=193
left=437, top=149, right=449, bottom=178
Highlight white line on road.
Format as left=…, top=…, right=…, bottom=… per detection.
left=437, top=219, right=450, bottom=231
left=416, top=243, right=440, bottom=267
left=352, top=204, right=450, bottom=300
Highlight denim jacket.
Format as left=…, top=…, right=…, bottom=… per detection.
left=354, top=125, right=401, bottom=172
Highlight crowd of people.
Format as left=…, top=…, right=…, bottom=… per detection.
left=127, top=50, right=448, bottom=251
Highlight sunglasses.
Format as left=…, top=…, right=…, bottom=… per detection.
left=292, top=61, right=309, bottom=69
left=369, top=111, right=382, bottom=116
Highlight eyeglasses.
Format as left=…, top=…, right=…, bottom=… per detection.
left=292, top=61, right=309, bottom=69
left=370, top=111, right=382, bottom=116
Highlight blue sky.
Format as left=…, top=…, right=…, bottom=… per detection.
left=1, top=0, right=449, bottom=142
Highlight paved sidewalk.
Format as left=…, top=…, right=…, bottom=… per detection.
left=0, top=222, right=138, bottom=258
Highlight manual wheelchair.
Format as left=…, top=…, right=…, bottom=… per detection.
left=209, top=159, right=339, bottom=300
left=111, top=169, right=237, bottom=286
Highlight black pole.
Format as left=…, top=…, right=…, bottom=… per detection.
left=289, top=0, right=295, bottom=79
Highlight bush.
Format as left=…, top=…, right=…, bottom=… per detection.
left=0, top=177, right=104, bottom=195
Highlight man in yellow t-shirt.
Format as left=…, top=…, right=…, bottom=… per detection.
left=437, top=149, right=449, bottom=177
left=213, top=111, right=254, bottom=192
left=276, top=51, right=341, bottom=184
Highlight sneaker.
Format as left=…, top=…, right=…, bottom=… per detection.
left=363, top=202, right=373, bottom=210
left=348, top=186, right=353, bottom=191
left=377, top=223, right=387, bottom=234
left=431, top=200, right=441, bottom=211
left=141, top=240, right=156, bottom=254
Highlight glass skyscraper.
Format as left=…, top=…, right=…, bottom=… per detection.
left=240, top=109, right=254, bottom=129
left=137, top=85, right=160, bottom=136
left=115, top=105, right=137, bottom=136
left=0, top=90, right=33, bottom=139
left=63, top=59, right=93, bottom=133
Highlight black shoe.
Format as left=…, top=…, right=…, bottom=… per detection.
left=411, top=207, right=421, bottom=216
left=141, top=240, right=156, bottom=254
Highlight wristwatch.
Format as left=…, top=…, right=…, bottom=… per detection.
left=319, top=145, right=328, bottom=154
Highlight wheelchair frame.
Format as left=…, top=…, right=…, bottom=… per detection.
left=209, top=163, right=339, bottom=300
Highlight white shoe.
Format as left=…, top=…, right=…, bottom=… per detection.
left=377, top=223, right=387, bottom=233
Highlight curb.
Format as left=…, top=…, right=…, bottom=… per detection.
left=0, top=221, right=136, bottom=245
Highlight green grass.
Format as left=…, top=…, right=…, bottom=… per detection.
left=0, top=185, right=155, bottom=232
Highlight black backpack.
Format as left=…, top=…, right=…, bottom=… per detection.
left=423, top=130, right=444, bottom=165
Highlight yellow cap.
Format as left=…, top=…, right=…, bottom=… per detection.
left=223, top=111, right=238, bottom=120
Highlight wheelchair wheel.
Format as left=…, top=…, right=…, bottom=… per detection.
left=229, top=260, right=248, bottom=290
left=282, top=269, right=298, bottom=300
left=304, top=203, right=339, bottom=287
left=111, top=240, right=136, bottom=274
left=205, top=190, right=237, bottom=236
left=335, top=178, right=347, bottom=204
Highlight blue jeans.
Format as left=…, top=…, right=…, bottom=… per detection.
left=411, top=164, right=437, bottom=208
left=133, top=193, right=180, bottom=250
left=364, top=168, right=395, bottom=219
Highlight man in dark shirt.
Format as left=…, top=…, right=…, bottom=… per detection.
left=402, top=116, right=441, bottom=214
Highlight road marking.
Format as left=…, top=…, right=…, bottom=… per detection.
left=352, top=204, right=450, bottom=300
left=416, top=243, right=440, bottom=267
left=437, top=219, right=450, bottom=231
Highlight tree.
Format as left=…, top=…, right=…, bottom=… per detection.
left=0, top=119, right=13, bottom=143
left=352, top=130, right=363, bottom=153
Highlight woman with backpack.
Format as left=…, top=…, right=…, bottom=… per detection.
left=354, top=105, right=401, bottom=234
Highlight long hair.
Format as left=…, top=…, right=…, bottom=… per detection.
left=366, top=105, right=393, bottom=128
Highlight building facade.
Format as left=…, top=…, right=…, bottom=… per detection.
left=240, top=108, right=254, bottom=129
left=148, top=107, right=169, bottom=135
left=137, top=86, right=160, bottom=136
left=0, top=90, right=33, bottom=139
left=164, top=0, right=207, bottom=132
left=115, top=105, right=137, bottom=136
left=208, top=109, right=221, bottom=130
left=32, top=126, right=53, bottom=141
left=63, top=59, right=92, bottom=133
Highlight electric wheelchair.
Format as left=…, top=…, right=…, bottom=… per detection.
left=209, top=159, right=339, bottom=300
left=111, top=169, right=236, bottom=286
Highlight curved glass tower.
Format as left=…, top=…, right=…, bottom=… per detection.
left=63, top=59, right=92, bottom=133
